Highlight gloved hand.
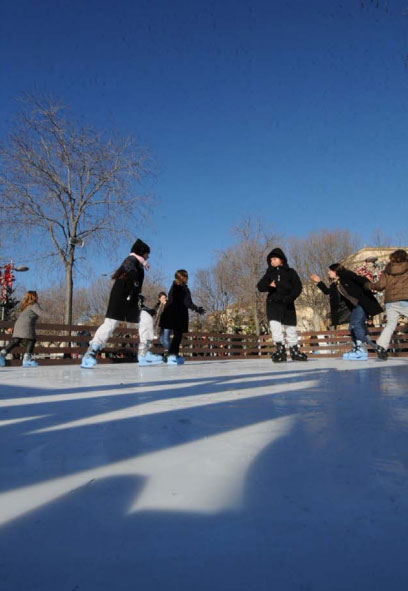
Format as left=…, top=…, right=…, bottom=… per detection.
left=196, top=306, right=205, bottom=315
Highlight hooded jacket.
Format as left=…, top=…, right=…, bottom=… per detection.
left=257, top=248, right=302, bottom=326
left=366, top=261, right=408, bottom=303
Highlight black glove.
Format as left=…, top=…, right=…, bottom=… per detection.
left=196, top=306, right=205, bottom=315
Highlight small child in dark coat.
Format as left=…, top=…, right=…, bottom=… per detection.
left=160, top=270, right=205, bottom=365
left=0, top=291, right=42, bottom=367
left=257, top=248, right=307, bottom=362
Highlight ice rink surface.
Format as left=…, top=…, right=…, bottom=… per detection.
left=1, top=357, right=408, bottom=590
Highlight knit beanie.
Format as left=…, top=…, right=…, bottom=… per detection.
left=131, top=239, right=150, bottom=256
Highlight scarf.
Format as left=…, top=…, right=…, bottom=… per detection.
left=129, top=252, right=150, bottom=271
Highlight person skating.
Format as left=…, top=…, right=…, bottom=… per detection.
left=159, top=270, right=205, bottom=365
left=310, top=268, right=351, bottom=328
left=81, top=239, right=162, bottom=368
left=365, top=249, right=408, bottom=360
left=153, top=291, right=170, bottom=361
left=257, top=248, right=307, bottom=362
left=0, top=291, right=42, bottom=368
left=326, top=264, right=383, bottom=360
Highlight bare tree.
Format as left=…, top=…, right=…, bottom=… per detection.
left=0, top=94, right=154, bottom=323
left=219, top=218, right=281, bottom=335
left=289, top=230, right=360, bottom=329
left=193, top=259, right=233, bottom=332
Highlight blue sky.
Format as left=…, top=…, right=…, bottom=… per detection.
left=1, top=0, right=408, bottom=289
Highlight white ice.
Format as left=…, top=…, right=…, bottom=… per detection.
left=0, top=357, right=408, bottom=590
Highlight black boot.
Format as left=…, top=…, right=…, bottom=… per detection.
left=271, top=342, right=287, bottom=363
left=376, top=345, right=388, bottom=361
left=289, top=344, right=308, bottom=361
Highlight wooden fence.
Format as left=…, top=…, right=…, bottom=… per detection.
left=0, top=321, right=407, bottom=366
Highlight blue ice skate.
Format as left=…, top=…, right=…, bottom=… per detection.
left=22, top=354, right=38, bottom=368
left=138, top=354, right=162, bottom=366
left=81, top=344, right=100, bottom=369
left=145, top=351, right=163, bottom=363
left=166, top=355, right=184, bottom=365
left=347, top=346, right=368, bottom=361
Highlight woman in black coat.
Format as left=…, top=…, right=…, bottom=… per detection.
left=310, top=270, right=351, bottom=328
left=328, top=263, right=382, bottom=360
left=257, top=248, right=307, bottom=362
left=160, top=269, right=204, bottom=365
left=81, top=238, right=150, bottom=368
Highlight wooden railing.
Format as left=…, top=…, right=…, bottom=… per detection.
left=0, top=321, right=407, bottom=366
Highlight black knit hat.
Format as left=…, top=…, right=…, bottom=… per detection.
left=131, top=239, right=150, bottom=256
left=267, top=248, right=287, bottom=264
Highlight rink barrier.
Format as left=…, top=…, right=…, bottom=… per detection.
left=0, top=321, right=407, bottom=365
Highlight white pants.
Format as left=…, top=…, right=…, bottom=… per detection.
left=376, top=301, right=408, bottom=350
left=269, top=321, right=298, bottom=346
left=91, top=310, right=154, bottom=349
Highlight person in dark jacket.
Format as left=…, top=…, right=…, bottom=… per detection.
left=81, top=238, right=162, bottom=368
left=257, top=248, right=307, bottom=362
left=327, top=263, right=383, bottom=360
left=160, top=270, right=205, bottom=365
left=310, top=267, right=351, bottom=328
left=0, top=291, right=42, bottom=367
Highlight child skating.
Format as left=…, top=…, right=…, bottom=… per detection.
left=159, top=270, right=204, bottom=365
left=0, top=291, right=42, bottom=367
left=81, top=239, right=162, bottom=368
left=257, top=247, right=307, bottom=362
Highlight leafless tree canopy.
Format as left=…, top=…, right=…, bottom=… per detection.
left=289, top=230, right=360, bottom=329
left=194, top=217, right=281, bottom=334
left=0, top=94, right=154, bottom=323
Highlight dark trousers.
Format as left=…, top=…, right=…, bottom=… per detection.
left=5, top=338, right=36, bottom=355
left=169, top=330, right=183, bottom=356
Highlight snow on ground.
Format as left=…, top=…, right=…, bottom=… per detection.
left=1, top=358, right=408, bottom=590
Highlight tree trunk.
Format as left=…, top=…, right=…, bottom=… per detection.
left=64, top=250, right=74, bottom=325
left=312, top=310, right=322, bottom=331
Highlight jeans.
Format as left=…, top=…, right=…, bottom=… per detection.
left=349, top=305, right=374, bottom=346
left=377, top=301, right=408, bottom=350
left=160, top=328, right=171, bottom=350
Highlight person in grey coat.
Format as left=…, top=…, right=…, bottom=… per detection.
left=0, top=291, right=42, bottom=367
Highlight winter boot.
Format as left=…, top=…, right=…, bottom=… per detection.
left=376, top=345, right=388, bottom=361
left=0, top=349, right=6, bottom=367
left=22, top=354, right=38, bottom=368
left=271, top=342, right=287, bottom=363
left=289, top=344, right=308, bottom=361
left=81, top=344, right=100, bottom=368
left=166, top=355, right=179, bottom=365
left=348, top=342, right=368, bottom=361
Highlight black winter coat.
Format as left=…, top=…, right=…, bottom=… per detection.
left=337, top=270, right=383, bottom=318
left=105, top=255, right=145, bottom=322
left=257, top=259, right=302, bottom=326
left=317, top=281, right=351, bottom=326
left=159, top=282, right=199, bottom=332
